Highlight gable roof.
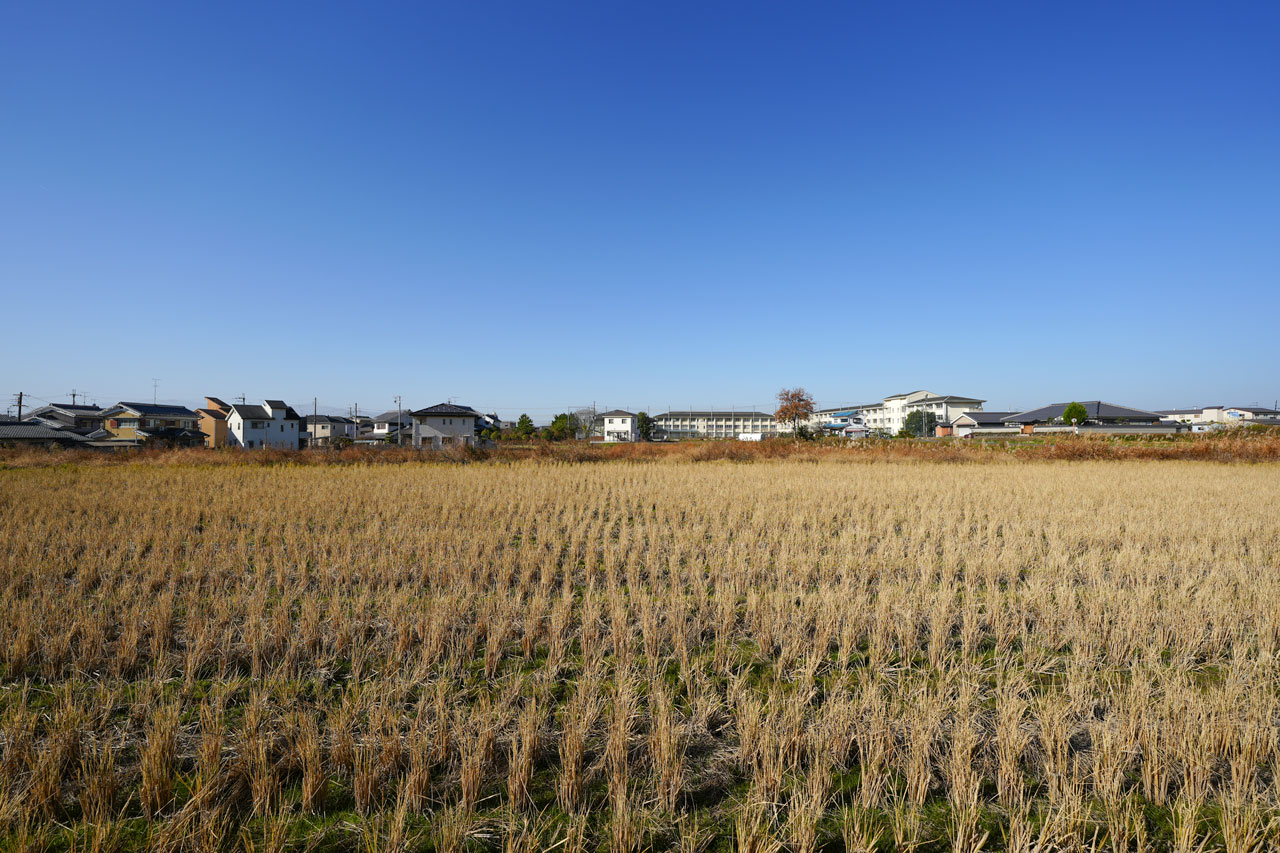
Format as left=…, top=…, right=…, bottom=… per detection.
left=599, top=410, right=635, bottom=418
left=0, top=421, right=88, bottom=442
left=952, top=410, right=1020, bottom=426
left=25, top=403, right=104, bottom=417
left=370, top=410, right=414, bottom=425
left=1003, top=401, right=1166, bottom=424
left=916, top=394, right=986, bottom=405
left=104, top=402, right=198, bottom=418
left=410, top=403, right=479, bottom=417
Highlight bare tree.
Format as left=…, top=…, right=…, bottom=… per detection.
left=573, top=406, right=599, bottom=440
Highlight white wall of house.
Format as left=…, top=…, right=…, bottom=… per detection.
left=412, top=415, right=477, bottom=448
left=227, top=404, right=299, bottom=449
left=602, top=415, right=638, bottom=442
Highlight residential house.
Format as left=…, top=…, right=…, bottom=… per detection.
left=944, top=411, right=1021, bottom=438
left=195, top=397, right=231, bottom=448
left=95, top=402, right=203, bottom=446
left=23, top=403, right=105, bottom=435
left=651, top=410, right=781, bottom=440
left=410, top=403, right=479, bottom=449
left=600, top=410, right=639, bottom=442
left=0, top=418, right=89, bottom=447
left=369, top=411, right=415, bottom=444
left=226, top=400, right=303, bottom=449
left=810, top=407, right=873, bottom=436
left=304, top=414, right=356, bottom=446
left=859, top=391, right=986, bottom=435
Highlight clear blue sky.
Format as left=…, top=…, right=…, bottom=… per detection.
left=3, top=2, right=1278, bottom=418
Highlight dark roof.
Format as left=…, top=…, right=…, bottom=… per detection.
left=410, top=403, right=479, bottom=417
left=264, top=399, right=288, bottom=409
left=917, top=394, right=986, bottom=404
left=107, top=402, right=198, bottom=418
left=195, top=407, right=227, bottom=420
left=370, top=410, right=414, bottom=424
left=26, top=404, right=104, bottom=416
left=0, top=422, right=88, bottom=442
left=305, top=414, right=354, bottom=425
left=229, top=402, right=300, bottom=421
left=1157, top=408, right=1203, bottom=416
left=1003, top=402, right=1166, bottom=424
left=599, top=410, right=635, bottom=417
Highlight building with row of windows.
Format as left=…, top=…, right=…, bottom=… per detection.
left=651, top=410, right=782, bottom=440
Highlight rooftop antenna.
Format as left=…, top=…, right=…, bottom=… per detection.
left=69, top=389, right=79, bottom=405
left=152, top=378, right=160, bottom=405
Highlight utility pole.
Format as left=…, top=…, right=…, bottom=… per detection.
left=13, top=392, right=23, bottom=421
left=394, top=396, right=402, bottom=446
left=152, top=379, right=160, bottom=405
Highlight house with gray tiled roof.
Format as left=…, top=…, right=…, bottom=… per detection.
left=409, top=403, right=479, bottom=449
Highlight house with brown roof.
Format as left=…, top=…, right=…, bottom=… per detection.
left=195, top=397, right=231, bottom=447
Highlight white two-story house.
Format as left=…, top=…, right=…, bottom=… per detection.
left=600, top=410, right=639, bottom=442
left=410, top=403, right=479, bottom=449
left=226, top=399, right=303, bottom=449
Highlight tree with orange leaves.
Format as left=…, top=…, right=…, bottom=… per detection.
left=774, top=387, right=815, bottom=442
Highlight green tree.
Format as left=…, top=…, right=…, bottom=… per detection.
left=516, top=414, right=535, bottom=438
left=636, top=411, right=653, bottom=441
left=1061, top=402, right=1089, bottom=425
left=902, top=410, right=938, bottom=438
left=547, top=413, right=574, bottom=441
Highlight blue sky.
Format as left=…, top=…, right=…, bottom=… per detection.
left=3, top=2, right=1278, bottom=419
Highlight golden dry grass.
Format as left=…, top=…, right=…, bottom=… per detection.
left=1, top=458, right=1279, bottom=851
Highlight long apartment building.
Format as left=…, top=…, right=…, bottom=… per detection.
left=652, top=410, right=782, bottom=440
left=859, top=390, right=985, bottom=434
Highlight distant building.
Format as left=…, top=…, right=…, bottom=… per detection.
left=410, top=403, right=480, bottom=449
left=23, top=403, right=105, bottom=435
left=304, top=414, right=356, bottom=446
left=0, top=417, right=89, bottom=447
left=1002, top=401, right=1188, bottom=435
left=195, top=397, right=231, bottom=448
left=652, top=410, right=781, bottom=440
left=95, top=402, right=203, bottom=446
left=369, top=411, right=414, bottom=444
left=1157, top=405, right=1280, bottom=426
left=226, top=400, right=303, bottom=449
left=859, top=391, right=986, bottom=435
left=944, top=411, right=1021, bottom=438
left=600, top=410, right=639, bottom=442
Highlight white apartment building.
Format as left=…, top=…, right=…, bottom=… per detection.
left=410, top=403, right=479, bottom=449
left=599, top=410, right=639, bottom=442
left=1158, top=405, right=1280, bottom=425
left=652, top=410, right=783, bottom=440
left=226, top=400, right=302, bottom=449
left=859, top=390, right=985, bottom=435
